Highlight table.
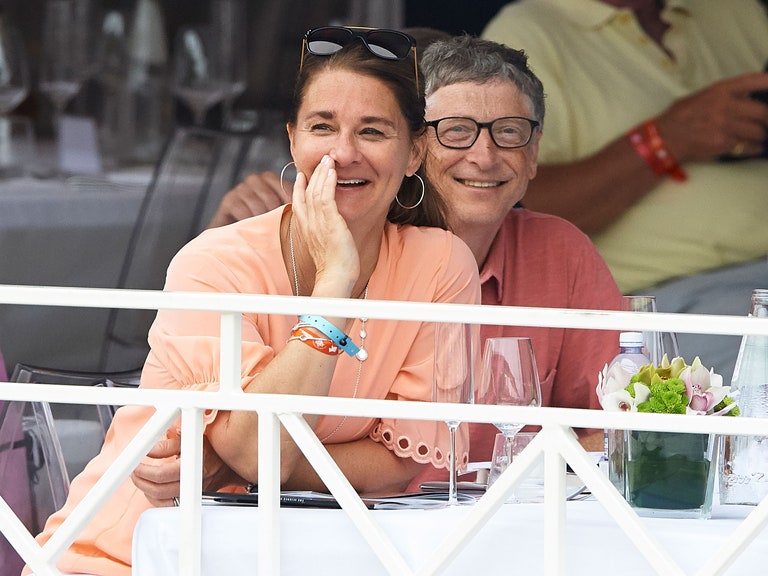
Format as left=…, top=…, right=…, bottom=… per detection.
left=0, top=173, right=148, bottom=373
left=132, top=500, right=766, bottom=575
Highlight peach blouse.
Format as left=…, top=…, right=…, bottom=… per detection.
left=29, top=206, right=480, bottom=576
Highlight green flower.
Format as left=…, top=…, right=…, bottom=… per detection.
left=713, top=395, right=741, bottom=417
left=635, top=377, right=688, bottom=414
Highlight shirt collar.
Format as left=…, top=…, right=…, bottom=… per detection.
left=550, top=0, right=692, bottom=30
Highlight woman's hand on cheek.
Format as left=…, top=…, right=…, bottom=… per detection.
left=292, top=156, right=359, bottom=297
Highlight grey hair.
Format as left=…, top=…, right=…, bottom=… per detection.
left=420, top=35, right=545, bottom=127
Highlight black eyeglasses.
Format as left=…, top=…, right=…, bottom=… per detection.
left=300, top=26, right=419, bottom=91
left=425, top=116, right=540, bottom=150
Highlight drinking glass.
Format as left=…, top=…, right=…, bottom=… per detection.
left=432, top=322, right=475, bottom=505
left=39, top=0, right=84, bottom=136
left=621, top=295, right=680, bottom=365
left=210, top=0, right=247, bottom=128
left=0, top=18, right=29, bottom=116
left=172, top=25, right=227, bottom=126
left=477, top=337, right=542, bottom=485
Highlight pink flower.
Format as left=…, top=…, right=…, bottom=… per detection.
left=679, top=356, right=728, bottom=415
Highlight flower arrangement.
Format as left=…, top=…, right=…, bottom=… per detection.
left=596, top=355, right=739, bottom=416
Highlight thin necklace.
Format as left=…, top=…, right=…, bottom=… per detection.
left=288, top=215, right=368, bottom=442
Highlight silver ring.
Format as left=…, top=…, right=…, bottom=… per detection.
left=172, top=497, right=180, bottom=507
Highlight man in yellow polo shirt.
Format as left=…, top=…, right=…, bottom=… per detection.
left=484, top=0, right=768, bottom=380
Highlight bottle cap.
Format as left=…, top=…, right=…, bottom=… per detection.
left=619, top=332, right=644, bottom=347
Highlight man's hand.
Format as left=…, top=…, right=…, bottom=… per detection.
left=208, top=172, right=291, bottom=228
left=656, top=72, right=768, bottom=161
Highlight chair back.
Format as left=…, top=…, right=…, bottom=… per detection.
left=98, top=127, right=254, bottom=372
left=0, top=397, right=69, bottom=576
left=10, top=363, right=142, bottom=471
left=0, top=362, right=142, bottom=572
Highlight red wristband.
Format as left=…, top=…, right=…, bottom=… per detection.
left=642, top=121, right=687, bottom=182
left=627, top=121, right=687, bottom=182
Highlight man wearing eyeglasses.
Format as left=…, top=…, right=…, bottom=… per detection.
left=414, top=35, right=622, bottom=475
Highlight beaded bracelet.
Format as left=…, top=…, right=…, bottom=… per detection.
left=298, top=315, right=361, bottom=358
left=627, top=120, right=687, bottom=182
left=288, top=323, right=343, bottom=356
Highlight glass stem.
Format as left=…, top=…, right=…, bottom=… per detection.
left=504, top=433, right=515, bottom=462
left=192, top=106, right=207, bottom=127
left=504, top=431, right=516, bottom=497
left=221, top=95, right=235, bottom=130
left=447, top=421, right=459, bottom=506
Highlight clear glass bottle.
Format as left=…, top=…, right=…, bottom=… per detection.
left=720, top=289, right=768, bottom=505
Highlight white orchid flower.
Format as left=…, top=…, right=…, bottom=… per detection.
left=596, top=362, right=634, bottom=408
left=602, top=389, right=637, bottom=412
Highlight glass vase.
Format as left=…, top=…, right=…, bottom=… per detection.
left=609, top=430, right=717, bottom=519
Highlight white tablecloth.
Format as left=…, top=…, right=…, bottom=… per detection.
left=132, top=500, right=764, bottom=575
left=0, top=174, right=148, bottom=372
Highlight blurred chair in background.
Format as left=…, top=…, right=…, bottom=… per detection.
left=97, top=126, right=257, bottom=372
left=9, top=363, right=131, bottom=474
left=0, top=394, right=68, bottom=576
left=0, top=361, right=142, bottom=574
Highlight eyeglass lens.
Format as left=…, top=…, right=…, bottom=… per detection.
left=435, top=117, right=535, bottom=149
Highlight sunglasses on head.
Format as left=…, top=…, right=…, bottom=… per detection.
left=300, top=26, right=419, bottom=91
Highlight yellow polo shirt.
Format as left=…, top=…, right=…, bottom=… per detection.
left=484, top=0, right=768, bottom=292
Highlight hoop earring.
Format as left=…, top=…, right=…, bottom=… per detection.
left=280, top=161, right=296, bottom=196
left=395, top=173, right=425, bottom=210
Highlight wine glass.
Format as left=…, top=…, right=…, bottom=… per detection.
left=477, top=337, right=542, bottom=487
left=621, top=295, right=680, bottom=365
left=39, top=0, right=85, bottom=138
left=0, top=15, right=32, bottom=176
left=210, top=0, right=248, bottom=129
left=432, top=322, right=475, bottom=505
left=172, top=25, right=228, bottom=126
left=0, top=17, right=29, bottom=116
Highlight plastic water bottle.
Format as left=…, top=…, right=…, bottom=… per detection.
left=720, top=289, right=768, bottom=505
left=604, top=333, right=650, bottom=457
left=610, top=331, right=650, bottom=375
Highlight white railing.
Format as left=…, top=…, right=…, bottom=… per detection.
left=2, top=284, right=768, bottom=576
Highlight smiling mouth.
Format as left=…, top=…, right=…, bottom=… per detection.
left=337, top=179, right=367, bottom=187
left=456, top=178, right=505, bottom=188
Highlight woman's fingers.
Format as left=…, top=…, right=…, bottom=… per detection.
left=289, top=156, right=360, bottom=296
left=130, top=435, right=182, bottom=506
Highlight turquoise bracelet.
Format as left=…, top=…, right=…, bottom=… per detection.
left=298, top=315, right=360, bottom=358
